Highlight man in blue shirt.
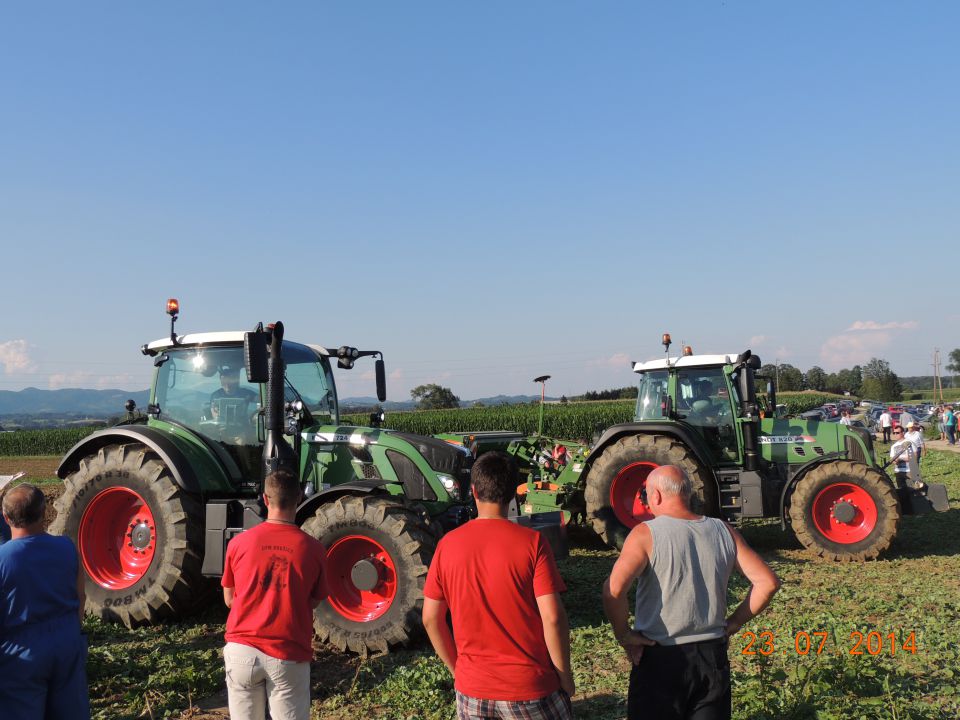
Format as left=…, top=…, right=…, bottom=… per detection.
left=0, top=483, right=90, bottom=720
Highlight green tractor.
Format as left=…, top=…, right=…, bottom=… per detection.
left=51, top=301, right=511, bottom=654
left=569, top=338, right=948, bottom=559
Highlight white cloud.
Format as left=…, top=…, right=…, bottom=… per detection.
left=819, top=332, right=893, bottom=369
left=846, top=320, right=918, bottom=331
left=588, top=352, right=632, bottom=369
left=748, top=336, right=767, bottom=347
left=774, top=346, right=790, bottom=360
left=389, top=368, right=404, bottom=381
left=0, top=340, right=35, bottom=374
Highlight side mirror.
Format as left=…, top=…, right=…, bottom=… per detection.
left=375, top=358, right=387, bottom=402
left=748, top=355, right=762, bottom=370
left=245, top=329, right=269, bottom=383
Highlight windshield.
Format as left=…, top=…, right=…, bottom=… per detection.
left=152, top=342, right=337, bottom=439
left=635, top=370, right=669, bottom=420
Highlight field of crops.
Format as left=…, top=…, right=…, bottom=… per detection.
left=0, top=427, right=95, bottom=456
left=343, top=391, right=846, bottom=438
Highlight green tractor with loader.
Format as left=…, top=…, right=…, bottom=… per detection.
left=464, top=335, right=947, bottom=560
left=51, top=300, right=562, bottom=655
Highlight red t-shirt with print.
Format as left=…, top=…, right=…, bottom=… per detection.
left=423, top=518, right=567, bottom=701
left=222, top=522, right=328, bottom=662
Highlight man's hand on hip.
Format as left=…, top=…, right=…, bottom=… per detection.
left=617, top=630, right=656, bottom=665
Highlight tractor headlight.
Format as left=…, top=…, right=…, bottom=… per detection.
left=438, top=473, right=459, bottom=499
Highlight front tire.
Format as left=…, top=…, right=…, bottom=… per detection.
left=585, top=434, right=717, bottom=549
left=301, top=495, right=435, bottom=656
left=788, top=460, right=900, bottom=561
left=50, top=443, right=205, bottom=626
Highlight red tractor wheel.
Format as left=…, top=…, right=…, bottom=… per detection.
left=50, top=443, right=205, bottom=626
left=788, top=460, right=900, bottom=561
left=609, top=462, right=658, bottom=528
left=325, top=535, right=399, bottom=622
left=301, top=495, right=435, bottom=656
left=585, top=434, right=716, bottom=549
left=78, top=487, right=157, bottom=589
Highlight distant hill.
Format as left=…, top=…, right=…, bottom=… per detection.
left=0, top=387, right=150, bottom=417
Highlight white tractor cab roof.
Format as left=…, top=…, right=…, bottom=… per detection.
left=632, top=354, right=741, bottom=373
left=143, top=332, right=333, bottom=358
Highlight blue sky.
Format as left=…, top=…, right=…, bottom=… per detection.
left=1, top=2, right=958, bottom=401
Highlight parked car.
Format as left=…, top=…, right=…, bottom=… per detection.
left=847, top=419, right=877, bottom=439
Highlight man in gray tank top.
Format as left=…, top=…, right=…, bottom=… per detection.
left=602, top=465, right=780, bottom=719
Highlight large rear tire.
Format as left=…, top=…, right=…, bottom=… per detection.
left=788, top=460, right=900, bottom=561
left=301, top=495, right=435, bottom=656
left=49, top=443, right=205, bottom=626
left=585, top=434, right=716, bottom=549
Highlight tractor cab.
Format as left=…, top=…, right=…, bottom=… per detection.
left=142, top=334, right=338, bottom=482
left=633, top=353, right=743, bottom=464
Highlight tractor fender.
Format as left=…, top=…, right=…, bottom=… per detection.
left=777, top=451, right=850, bottom=529
left=294, top=479, right=395, bottom=526
left=586, top=422, right=719, bottom=493
left=57, top=426, right=232, bottom=495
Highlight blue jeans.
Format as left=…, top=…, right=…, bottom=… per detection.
left=0, top=614, right=89, bottom=720
left=948, top=425, right=956, bottom=445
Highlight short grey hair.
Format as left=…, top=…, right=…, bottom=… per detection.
left=2, top=483, right=46, bottom=528
left=649, top=465, right=693, bottom=499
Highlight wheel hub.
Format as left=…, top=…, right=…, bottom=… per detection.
left=350, top=558, right=381, bottom=591
left=128, top=519, right=154, bottom=552
left=832, top=501, right=856, bottom=524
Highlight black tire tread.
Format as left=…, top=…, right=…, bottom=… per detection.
left=50, top=443, right=205, bottom=627
left=788, top=460, right=900, bottom=561
left=584, top=433, right=716, bottom=549
left=301, top=495, right=433, bottom=656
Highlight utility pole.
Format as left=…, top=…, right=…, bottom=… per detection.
left=933, top=349, right=944, bottom=404
left=775, top=358, right=781, bottom=394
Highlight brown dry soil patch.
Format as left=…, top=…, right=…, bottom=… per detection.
left=0, top=457, right=62, bottom=527
left=0, top=455, right=61, bottom=479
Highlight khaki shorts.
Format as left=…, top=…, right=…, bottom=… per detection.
left=223, top=642, right=311, bottom=720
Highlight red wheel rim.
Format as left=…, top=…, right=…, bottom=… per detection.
left=811, top=482, right=878, bottom=544
left=78, top=487, right=156, bottom=590
left=326, top=536, right=397, bottom=622
left=610, top=462, right=658, bottom=528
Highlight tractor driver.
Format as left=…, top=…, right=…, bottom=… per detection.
left=210, top=365, right=258, bottom=422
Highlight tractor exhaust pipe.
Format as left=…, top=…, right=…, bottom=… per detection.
left=262, top=321, right=298, bottom=478
left=736, top=350, right=761, bottom=472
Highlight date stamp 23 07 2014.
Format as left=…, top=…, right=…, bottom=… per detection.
left=740, top=630, right=919, bottom=657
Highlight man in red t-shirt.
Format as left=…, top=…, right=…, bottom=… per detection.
left=222, top=470, right=328, bottom=720
left=423, top=451, right=574, bottom=720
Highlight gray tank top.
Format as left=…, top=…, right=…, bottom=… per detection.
left=633, top=515, right=737, bottom=645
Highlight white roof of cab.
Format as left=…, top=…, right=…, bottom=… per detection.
left=633, top=354, right=739, bottom=373
left=145, top=332, right=331, bottom=356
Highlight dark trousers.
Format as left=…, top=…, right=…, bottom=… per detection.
left=627, top=638, right=730, bottom=720
left=882, top=426, right=891, bottom=442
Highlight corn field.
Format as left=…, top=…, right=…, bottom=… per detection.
left=344, top=400, right=635, bottom=440
left=0, top=427, right=96, bottom=456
